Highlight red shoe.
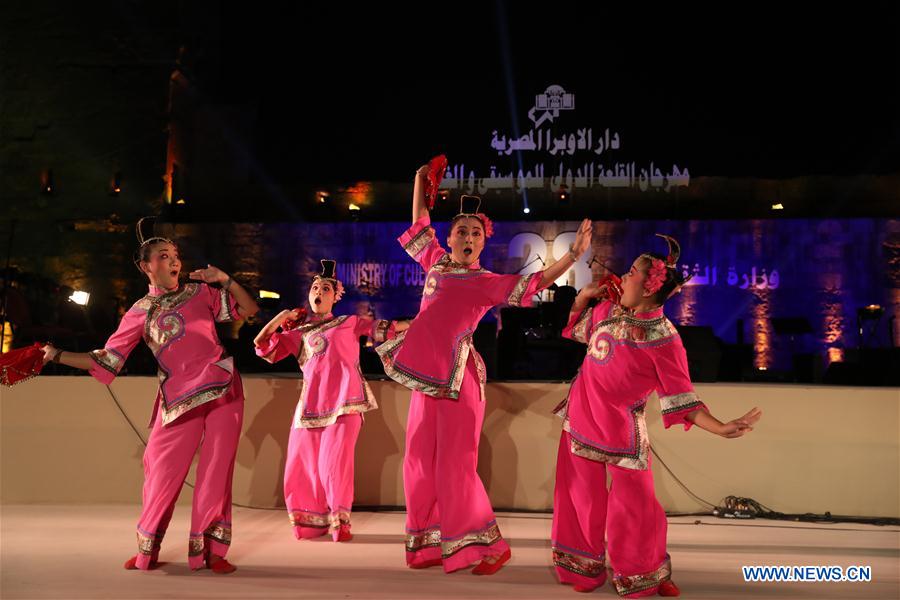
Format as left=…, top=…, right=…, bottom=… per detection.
left=208, top=555, right=237, bottom=574
left=658, top=580, right=680, bottom=596
left=472, top=548, right=511, bottom=575
left=408, top=558, right=443, bottom=570
left=335, top=524, right=353, bottom=542
left=123, top=555, right=159, bottom=570
left=573, top=584, right=599, bottom=593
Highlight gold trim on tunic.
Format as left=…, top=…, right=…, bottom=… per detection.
left=159, top=381, right=232, bottom=426
left=90, top=348, right=123, bottom=376
left=402, top=226, right=436, bottom=260
left=217, top=287, right=237, bottom=322
left=507, top=273, right=535, bottom=307
left=293, top=365, right=378, bottom=428
left=294, top=315, right=350, bottom=367
left=590, top=305, right=678, bottom=347
left=569, top=307, right=593, bottom=344
left=564, top=403, right=651, bottom=470
left=373, top=319, right=391, bottom=343
left=377, top=330, right=483, bottom=399
left=660, top=391, right=704, bottom=415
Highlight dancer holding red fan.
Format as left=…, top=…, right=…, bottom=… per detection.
left=551, top=235, right=762, bottom=596
left=255, top=259, right=409, bottom=542
left=39, top=219, right=259, bottom=574
left=377, top=159, right=593, bottom=574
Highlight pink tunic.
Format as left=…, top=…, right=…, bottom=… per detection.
left=256, top=313, right=395, bottom=428
left=377, top=214, right=543, bottom=398
left=556, top=300, right=709, bottom=470
left=552, top=300, right=707, bottom=595
left=88, top=283, right=241, bottom=425
left=381, top=214, right=549, bottom=572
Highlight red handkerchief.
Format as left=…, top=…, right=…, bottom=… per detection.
left=598, top=274, right=623, bottom=305
left=282, top=307, right=308, bottom=331
left=0, top=343, right=45, bottom=386
left=425, top=154, right=448, bottom=209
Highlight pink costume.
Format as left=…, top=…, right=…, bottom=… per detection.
left=88, top=282, right=244, bottom=570
left=551, top=300, right=709, bottom=597
left=255, top=313, right=396, bottom=540
left=376, top=214, right=546, bottom=572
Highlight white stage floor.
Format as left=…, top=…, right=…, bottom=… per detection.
left=1, top=506, right=897, bottom=599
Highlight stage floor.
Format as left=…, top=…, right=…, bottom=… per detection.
left=1, top=506, right=897, bottom=599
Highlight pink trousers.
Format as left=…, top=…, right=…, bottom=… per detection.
left=403, top=357, right=509, bottom=573
left=552, top=432, right=672, bottom=597
left=284, top=413, right=362, bottom=541
left=134, top=376, right=244, bottom=570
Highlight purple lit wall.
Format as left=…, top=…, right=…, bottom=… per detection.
left=176, top=218, right=898, bottom=372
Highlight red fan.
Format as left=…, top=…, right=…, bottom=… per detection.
left=598, top=274, right=623, bottom=305
left=0, top=343, right=45, bottom=386
left=281, top=307, right=308, bottom=331
left=424, top=154, right=448, bottom=210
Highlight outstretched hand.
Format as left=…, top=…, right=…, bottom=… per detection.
left=189, top=264, right=228, bottom=285
left=571, top=219, right=593, bottom=259
left=718, top=407, right=762, bottom=438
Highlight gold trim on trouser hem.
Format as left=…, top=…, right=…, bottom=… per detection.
left=188, top=535, right=205, bottom=557
left=289, top=509, right=331, bottom=529
left=136, top=530, right=162, bottom=556
left=205, top=522, right=232, bottom=547
left=329, top=511, right=351, bottom=531
left=440, top=522, right=502, bottom=559
left=405, top=527, right=441, bottom=553
left=552, top=547, right=606, bottom=578
left=612, top=556, right=672, bottom=596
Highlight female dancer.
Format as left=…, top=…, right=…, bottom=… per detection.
left=255, top=260, right=408, bottom=542
left=377, top=162, right=592, bottom=574
left=551, top=235, right=762, bottom=596
left=42, top=222, right=259, bottom=573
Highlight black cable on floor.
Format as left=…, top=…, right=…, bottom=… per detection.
left=649, top=444, right=717, bottom=510
left=104, top=384, right=283, bottom=511
left=106, top=384, right=900, bottom=526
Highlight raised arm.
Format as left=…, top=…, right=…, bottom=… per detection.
left=189, top=264, right=259, bottom=319
left=538, top=219, right=592, bottom=288
left=412, top=164, right=430, bottom=225
left=254, top=309, right=301, bottom=348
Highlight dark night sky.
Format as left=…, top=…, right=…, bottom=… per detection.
left=180, top=3, right=900, bottom=183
